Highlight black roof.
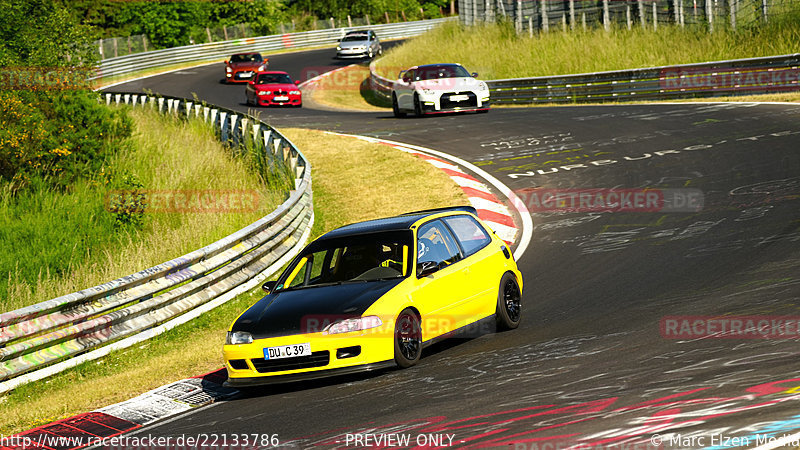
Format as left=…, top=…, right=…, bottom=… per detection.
left=319, top=206, right=477, bottom=240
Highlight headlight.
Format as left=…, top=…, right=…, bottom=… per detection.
left=478, top=82, right=488, bottom=91
left=336, top=46, right=342, bottom=51
left=226, top=331, right=253, bottom=345
left=289, top=90, right=301, bottom=95
left=257, top=64, right=266, bottom=72
left=257, top=90, right=271, bottom=95
left=225, top=67, right=232, bottom=73
left=324, top=316, right=383, bottom=335
left=420, top=88, right=436, bottom=95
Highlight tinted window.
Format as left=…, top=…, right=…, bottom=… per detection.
left=255, top=73, right=293, bottom=84
left=444, top=215, right=491, bottom=257
left=414, top=65, right=471, bottom=81
left=417, top=220, right=463, bottom=272
left=276, top=231, right=412, bottom=290
left=342, top=34, right=368, bottom=42
left=230, top=53, right=262, bottom=63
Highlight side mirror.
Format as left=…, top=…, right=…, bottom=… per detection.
left=262, top=280, right=277, bottom=292
left=224, top=60, right=229, bottom=64
left=402, top=77, right=411, bottom=84
left=417, top=261, right=440, bottom=278
left=471, top=72, right=478, bottom=77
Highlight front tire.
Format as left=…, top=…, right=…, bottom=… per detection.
left=392, top=94, right=406, bottom=118
left=496, top=273, right=521, bottom=330
left=413, top=94, right=423, bottom=117
left=394, top=309, right=422, bottom=368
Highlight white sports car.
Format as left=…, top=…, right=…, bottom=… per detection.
left=391, top=63, right=490, bottom=117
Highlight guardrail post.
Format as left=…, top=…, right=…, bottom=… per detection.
left=569, top=0, right=576, bottom=29
left=729, top=0, right=736, bottom=29
left=603, top=0, right=610, bottom=31
left=541, top=0, right=549, bottom=32
left=639, top=0, right=646, bottom=28
left=653, top=1, right=658, bottom=30
left=516, top=0, right=523, bottom=32
left=627, top=4, right=632, bottom=29
left=706, top=0, right=714, bottom=32
left=761, top=0, right=768, bottom=22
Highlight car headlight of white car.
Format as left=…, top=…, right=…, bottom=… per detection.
left=478, top=82, right=489, bottom=91
left=420, top=87, right=436, bottom=95
left=336, top=46, right=342, bottom=51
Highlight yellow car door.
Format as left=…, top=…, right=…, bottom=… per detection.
left=442, top=215, right=502, bottom=320
left=412, top=219, right=471, bottom=339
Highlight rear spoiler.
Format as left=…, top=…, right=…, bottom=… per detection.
left=402, top=205, right=478, bottom=217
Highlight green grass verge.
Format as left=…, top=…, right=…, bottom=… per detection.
left=1, top=107, right=289, bottom=312
left=0, top=128, right=469, bottom=436
left=376, top=7, right=800, bottom=80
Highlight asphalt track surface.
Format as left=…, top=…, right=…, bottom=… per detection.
left=104, top=47, right=800, bottom=449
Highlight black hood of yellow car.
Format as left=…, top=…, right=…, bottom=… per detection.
left=232, top=279, right=404, bottom=339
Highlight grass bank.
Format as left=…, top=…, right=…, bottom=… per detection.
left=0, top=128, right=469, bottom=436
left=376, top=8, right=800, bottom=80
left=1, top=108, right=289, bottom=312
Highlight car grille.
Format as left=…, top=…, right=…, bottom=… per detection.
left=439, top=91, right=478, bottom=109
left=250, top=351, right=330, bottom=373
left=274, top=89, right=288, bottom=96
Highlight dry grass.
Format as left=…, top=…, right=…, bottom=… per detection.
left=376, top=18, right=800, bottom=80
left=0, top=127, right=469, bottom=436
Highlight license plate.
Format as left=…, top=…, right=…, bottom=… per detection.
left=274, top=96, right=289, bottom=101
left=264, top=343, right=310, bottom=360
left=238, top=71, right=253, bottom=78
left=450, top=94, right=469, bottom=102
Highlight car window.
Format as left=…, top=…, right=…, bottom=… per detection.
left=230, top=53, right=262, bottom=63
left=417, top=220, right=463, bottom=272
left=414, top=65, right=471, bottom=81
left=276, top=231, right=412, bottom=290
left=443, top=215, right=491, bottom=257
left=342, top=34, right=368, bottom=42
left=255, top=73, right=293, bottom=84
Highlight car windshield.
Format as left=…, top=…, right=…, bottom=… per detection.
left=342, top=34, right=369, bottom=42
left=414, top=65, right=471, bottom=81
left=275, top=231, right=413, bottom=291
left=255, top=73, right=293, bottom=84
left=230, top=53, right=262, bottom=63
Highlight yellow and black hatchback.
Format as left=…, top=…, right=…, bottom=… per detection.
left=223, top=206, right=523, bottom=387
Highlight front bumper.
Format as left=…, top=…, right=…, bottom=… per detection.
left=226, top=70, right=256, bottom=82
left=336, top=49, right=370, bottom=59
left=225, top=360, right=395, bottom=387
left=418, top=91, right=491, bottom=114
left=224, top=330, right=394, bottom=386
left=255, top=94, right=302, bottom=106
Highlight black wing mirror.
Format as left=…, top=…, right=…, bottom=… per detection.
left=471, top=72, right=478, bottom=77
left=417, top=261, right=440, bottom=278
left=262, top=280, right=277, bottom=292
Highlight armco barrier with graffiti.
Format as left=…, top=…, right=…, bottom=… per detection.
left=370, top=53, right=800, bottom=104
left=96, top=17, right=455, bottom=83
left=0, top=93, right=313, bottom=394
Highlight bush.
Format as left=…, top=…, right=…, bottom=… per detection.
left=0, top=90, right=132, bottom=191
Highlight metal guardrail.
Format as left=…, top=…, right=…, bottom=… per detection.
left=0, top=93, right=314, bottom=394
left=95, top=17, right=456, bottom=83
left=370, top=53, right=800, bottom=104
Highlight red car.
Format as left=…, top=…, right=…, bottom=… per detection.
left=245, top=71, right=302, bottom=107
left=225, top=52, right=267, bottom=83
